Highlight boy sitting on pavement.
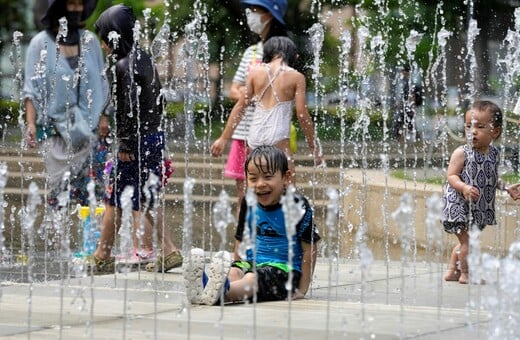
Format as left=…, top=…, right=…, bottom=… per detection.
left=183, top=145, right=321, bottom=305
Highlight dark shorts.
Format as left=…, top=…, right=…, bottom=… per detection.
left=232, top=261, right=301, bottom=302
left=443, top=221, right=486, bottom=234
left=108, top=132, right=164, bottom=211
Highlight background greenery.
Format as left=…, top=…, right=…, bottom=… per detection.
left=1, top=0, right=518, bottom=142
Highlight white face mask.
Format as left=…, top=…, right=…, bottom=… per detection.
left=246, top=9, right=269, bottom=35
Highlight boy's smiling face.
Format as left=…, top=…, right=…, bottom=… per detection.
left=246, top=156, right=289, bottom=207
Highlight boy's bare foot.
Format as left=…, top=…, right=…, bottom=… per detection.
left=443, top=268, right=461, bottom=281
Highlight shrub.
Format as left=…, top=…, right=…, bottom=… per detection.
left=0, top=99, right=20, bottom=126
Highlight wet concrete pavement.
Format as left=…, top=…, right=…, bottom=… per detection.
left=0, top=256, right=498, bottom=339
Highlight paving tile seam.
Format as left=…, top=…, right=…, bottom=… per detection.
left=267, top=299, right=490, bottom=314
left=406, top=321, right=491, bottom=339
left=0, top=310, right=181, bottom=338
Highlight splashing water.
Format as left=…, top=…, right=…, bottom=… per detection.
left=483, top=242, right=520, bottom=338
left=182, top=177, right=196, bottom=255
left=212, top=190, right=235, bottom=251
left=118, top=186, right=134, bottom=273
left=2, top=2, right=520, bottom=338
left=238, top=188, right=257, bottom=260
left=392, top=192, right=413, bottom=337
left=325, top=187, right=339, bottom=336
left=20, top=182, right=41, bottom=334
left=281, top=184, right=305, bottom=338
left=281, top=185, right=306, bottom=294
left=0, top=163, right=7, bottom=262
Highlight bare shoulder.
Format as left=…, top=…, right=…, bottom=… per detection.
left=448, top=146, right=466, bottom=167
left=248, top=64, right=268, bottom=81
left=292, top=70, right=306, bottom=87
left=284, top=66, right=302, bottom=75
left=249, top=63, right=264, bottom=73
left=451, top=145, right=465, bottom=157
left=280, top=66, right=303, bottom=81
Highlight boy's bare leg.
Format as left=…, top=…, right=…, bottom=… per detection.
left=147, top=207, right=178, bottom=257
left=225, top=272, right=257, bottom=302
left=228, top=266, right=244, bottom=282
left=133, top=211, right=154, bottom=254
left=94, top=204, right=117, bottom=260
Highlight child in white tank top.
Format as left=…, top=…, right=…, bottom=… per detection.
left=211, top=36, right=323, bottom=182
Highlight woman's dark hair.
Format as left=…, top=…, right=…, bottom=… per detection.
left=264, top=18, right=288, bottom=41
left=245, top=145, right=288, bottom=176
left=41, top=0, right=97, bottom=30
left=262, top=36, right=298, bottom=67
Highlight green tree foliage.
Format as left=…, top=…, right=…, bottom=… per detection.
left=356, top=0, right=514, bottom=71
left=86, top=0, right=148, bottom=30
left=0, top=0, right=30, bottom=45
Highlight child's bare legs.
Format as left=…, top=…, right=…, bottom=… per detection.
left=444, top=243, right=461, bottom=281
left=225, top=270, right=258, bottom=302
left=455, top=230, right=469, bottom=284
left=133, top=212, right=154, bottom=255
left=94, top=204, right=118, bottom=260
left=145, top=207, right=179, bottom=257
left=144, top=206, right=183, bottom=273
left=227, top=266, right=243, bottom=282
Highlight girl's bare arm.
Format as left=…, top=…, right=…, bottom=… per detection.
left=210, top=79, right=253, bottom=157
left=447, top=147, right=478, bottom=201
left=229, top=82, right=243, bottom=102
left=294, top=74, right=322, bottom=164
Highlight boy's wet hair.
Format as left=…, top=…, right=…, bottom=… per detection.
left=262, top=36, right=298, bottom=67
left=472, top=100, right=503, bottom=137
left=245, top=145, right=288, bottom=176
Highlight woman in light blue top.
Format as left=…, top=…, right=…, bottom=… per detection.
left=24, top=0, right=109, bottom=206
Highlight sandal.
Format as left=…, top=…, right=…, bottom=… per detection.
left=146, top=250, right=183, bottom=272
left=87, top=256, right=115, bottom=274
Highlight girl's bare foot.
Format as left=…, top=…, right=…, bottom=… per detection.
left=443, top=268, right=461, bottom=281
left=458, top=273, right=486, bottom=285
left=458, top=272, right=469, bottom=284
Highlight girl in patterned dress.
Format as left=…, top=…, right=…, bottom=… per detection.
left=442, top=100, right=516, bottom=284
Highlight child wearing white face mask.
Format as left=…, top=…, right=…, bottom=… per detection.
left=245, top=7, right=271, bottom=34
left=225, top=0, right=289, bottom=217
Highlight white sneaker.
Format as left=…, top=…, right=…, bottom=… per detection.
left=200, top=251, right=232, bottom=305
left=182, top=248, right=206, bottom=304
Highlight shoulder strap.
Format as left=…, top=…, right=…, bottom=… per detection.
left=257, top=65, right=283, bottom=102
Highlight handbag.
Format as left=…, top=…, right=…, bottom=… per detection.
left=64, top=104, right=94, bottom=149
left=54, top=85, right=94, bottom=150
left=54, top=39, right=94, bottom=150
